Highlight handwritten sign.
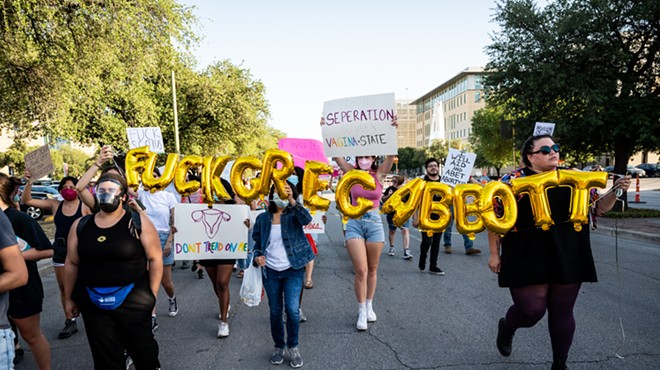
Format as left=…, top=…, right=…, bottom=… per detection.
left=440, top=149, right=477, bottom=186
left=278, top=138, right=328, bottom=169
left=322, top=93, right=397, bottom=157
left=173, top=204, right=249, bottom=260
left=303, top=211, right=325, bottom=234
left=24, top=145, right=54, bottom=181
left=127, top=127, right=165, bottom=154
left=533, top=122, right=555, bottom=136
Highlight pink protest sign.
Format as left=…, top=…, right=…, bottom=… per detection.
left=278, top=138, right=328, bottom=169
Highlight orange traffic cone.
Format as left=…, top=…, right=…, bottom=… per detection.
left=629, top=174, right=646, bottom=204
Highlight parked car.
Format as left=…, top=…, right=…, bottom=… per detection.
left=626, top=165, right=646, bottom=178
left=636, top=163, right=659, bottom=177
left=17, top=185, right=61, bottom=220
left=603, top=165, right=646, bottom=178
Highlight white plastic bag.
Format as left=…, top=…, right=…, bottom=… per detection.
left=239, top=264, right=262, bottom=307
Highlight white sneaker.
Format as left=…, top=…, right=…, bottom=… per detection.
left=387, top=247, right=395, bottom=256
left=366, top=307, right=377, bottom=322
left=356, top=311, right=368, bottom=331
left=217, top=321, right=229, bottom=338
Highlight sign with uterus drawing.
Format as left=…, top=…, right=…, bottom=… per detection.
left=173, top=204, right=250, bottom=260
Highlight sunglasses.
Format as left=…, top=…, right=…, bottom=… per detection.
left=531, top=143, right=560, bottom=155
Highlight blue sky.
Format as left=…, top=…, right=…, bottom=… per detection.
left=179, top=1, right=543, bottom=142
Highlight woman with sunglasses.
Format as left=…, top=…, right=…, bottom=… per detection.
left=487, top=134, right=631, bottom=370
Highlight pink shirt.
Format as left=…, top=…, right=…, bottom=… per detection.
left=350, top=171, right=383, bottom=208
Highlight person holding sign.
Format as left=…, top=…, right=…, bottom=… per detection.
left=488, top=135, right=631, bottom=370
left=22, top=171, right=92, bottom=340
left=328, top=117, right=397, bottom=331
left=63, top=173, right=163, bottom=370
left=0, top=174, right=52, bottom=370
left=252, top=182, right=315, bottom=368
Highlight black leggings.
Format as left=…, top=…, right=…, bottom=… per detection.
left=505, top=283, right=581, bottom=358
left=419, top=232, right=442, bottom=269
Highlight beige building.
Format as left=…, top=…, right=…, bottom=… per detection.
left=395, top=100, right=416, bottom=148
left=410, top=67, right=487, bottom=148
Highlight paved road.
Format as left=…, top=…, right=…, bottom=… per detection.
left=20, top=204, right=660, bottom=369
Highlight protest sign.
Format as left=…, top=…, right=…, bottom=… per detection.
left=24, top=145, right=54, bottom=181
left=322, top=93, right=397, bottom=157
left=173, top=204, right=249, bottom=260
left=303, top=211, right=325, bottom=234
left=533, top=122, right=555, bottom=136
left=278, top=138, right=328, bottom=169
left=440, top=149, right=477, bottom=186
left=127, top=127, right=165, bottom=153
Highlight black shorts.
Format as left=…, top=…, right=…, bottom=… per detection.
left=52, top=238, right=67, bottom=265
left=199, top=259, right=236, bottom=267
left=8, top=301, right=43, bottom=319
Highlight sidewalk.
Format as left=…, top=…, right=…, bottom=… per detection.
left=592, top=216, right=660, bottom=244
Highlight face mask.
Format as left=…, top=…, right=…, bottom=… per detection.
left=357, top=158, right=374, bottom=170
left=13, top=194, right=20, bottom=203
left=271, top=194, right=289, bottom=209
left=96, top=193, right=122, bottom=213
left=288, top=175, right=299, bottom=187
left=61, top=188, right=78, bottom=201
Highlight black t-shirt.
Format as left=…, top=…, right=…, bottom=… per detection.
left=3, top=207, right=52, bottom=304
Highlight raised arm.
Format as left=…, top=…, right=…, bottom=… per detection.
left=21, top=170, right=60, bottom=214
left=76, top=145, right=114, bottom=209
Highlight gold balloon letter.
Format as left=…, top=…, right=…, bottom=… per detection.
left=260, top=149, right=294, bottom=199
left=335, top=170, right=376, bottom=222
left=480, top=181, right=517, bottom=235
left=418, top=182, right=453, bottom=236
left=174, top=155, right=203, bottom=197
left=303, top=161, right=333, bottom=213
left=142, top=153, right=178, bottom=193
left=231, top=156, right=263, bottom=203
left=511, top=171, right=559, bottom=231
left=453, top=184, right=485, bottom=239
left=202, top=156, right=232, bottom=205
left=125, top=146, right=153, bottom=191
left=558, top=169, right=607, bottom=231
left=381, top=178, right=425, bottom=227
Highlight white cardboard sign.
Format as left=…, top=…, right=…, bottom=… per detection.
left=303, top=211, right=325, bottom=234
left=321, top=93, right=397, bottom=157
left=533, top=122, right=555, bottom=136
left=127, top=127, right=165, bottom=154
left=173, top=204, right=249, bottom=260
left=440, top=149, right=477, bottom=186
left=24, top=145, right=54, bottom=181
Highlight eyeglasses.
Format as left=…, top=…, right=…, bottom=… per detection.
left=531, top=144, right=560, bottom=155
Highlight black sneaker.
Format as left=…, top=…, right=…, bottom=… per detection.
left=429, top=266, right=445, bottom=275
left=196, top=269, right=205, bottom=279
left=403, top=249, right=413, bottom=260
left=58, top=319, right=78, bottom=339
left=151, top=316, right=159, bottom=333
left=181, top=261, right=189, bottom=269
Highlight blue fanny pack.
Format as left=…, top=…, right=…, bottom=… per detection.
left=86, top=283, right=135, bottom=310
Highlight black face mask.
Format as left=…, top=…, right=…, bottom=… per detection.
left=97, top=193, right=122, bottom=213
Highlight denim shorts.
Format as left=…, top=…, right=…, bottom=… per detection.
left=0, top=328, right=15, bottom=369
left=159, top=231, right=174, bottom=266
left=345, top=210, right=385, bottom=243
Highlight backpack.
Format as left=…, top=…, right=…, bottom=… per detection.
left=76, top=211, right=142, bottom=240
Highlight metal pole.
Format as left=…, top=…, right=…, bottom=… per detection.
left=172, top=70, right=180, bottom=155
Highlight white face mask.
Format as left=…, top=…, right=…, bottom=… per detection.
left=357, top=158, right=374, bottom=170
left=271, top=193, right=289, bottom=208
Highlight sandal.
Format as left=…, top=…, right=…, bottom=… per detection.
left=237, top=270, right=244, bottom=279
left=304, top=280, right=313, bottom=289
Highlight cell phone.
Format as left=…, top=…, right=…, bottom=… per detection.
left=134, top=198, right=146, bottom=210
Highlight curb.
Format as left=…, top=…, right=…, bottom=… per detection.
left=592, top=226, right=660, bottom=244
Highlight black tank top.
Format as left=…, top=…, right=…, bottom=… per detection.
left=54, top=201, right=83, bottom=241
left=77, top=211, right=147, bottom=287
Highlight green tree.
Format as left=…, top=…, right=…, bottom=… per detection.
left=397, top=147, right=426, bottom=173
left=0, top=0, right=197, bottom=146
left=486, top=0, right=660, bottom=179
left=49, top=145, right=94, bottom=179
left=0, top=140, right=27, bottom=175
left=469, top=105, right=514, bottom=176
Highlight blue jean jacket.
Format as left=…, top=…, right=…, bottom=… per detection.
left=252, top=202, right=315, bottom=270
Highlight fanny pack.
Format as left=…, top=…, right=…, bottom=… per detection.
left=86, top=283, right=135, bottom=310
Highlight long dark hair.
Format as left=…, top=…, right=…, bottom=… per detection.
left=267, top=181, right=299, bottom=214
left=0, top=173, right=22, bottom=209
left=520, top=134, right=555, bottom=167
